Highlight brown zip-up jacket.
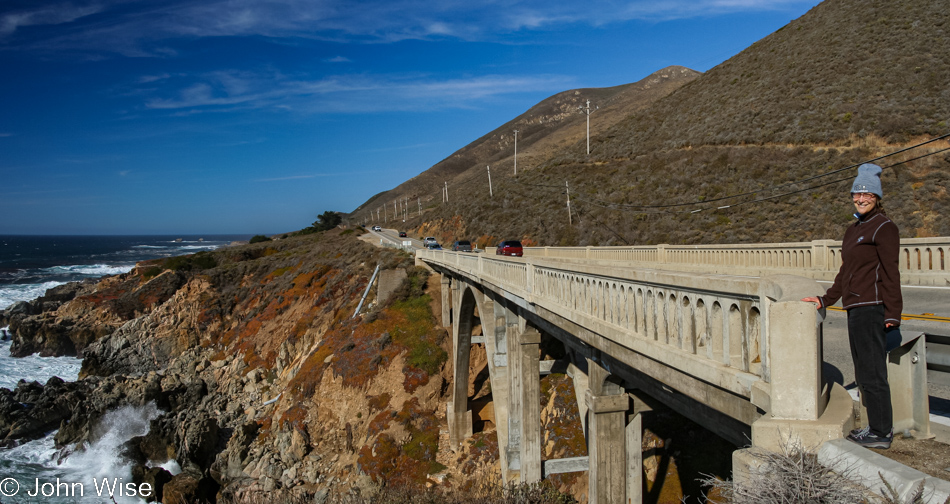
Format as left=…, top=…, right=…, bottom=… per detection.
left=819, top=209, right=903, bottom=326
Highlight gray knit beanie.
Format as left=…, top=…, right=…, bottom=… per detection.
left=851, top=163, right=883, bottom=198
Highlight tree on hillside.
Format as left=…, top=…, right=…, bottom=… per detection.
left=313, top=211, right=342, bottom=231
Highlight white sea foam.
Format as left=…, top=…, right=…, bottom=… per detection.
left=46, top=264, right=133, bottom=276
left=0, top=281, right=65, bottom=310
left=1, top=403, right=169, bottom=504
left=63, top=402, right=161, bottom=473
left=0, top=337, right=82, bottom=390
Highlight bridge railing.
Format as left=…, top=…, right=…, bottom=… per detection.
left=418, top=249, right=817, bottom=412
left=518, top=237, right=950, bottom=286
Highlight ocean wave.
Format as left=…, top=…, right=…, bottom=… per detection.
left=0, top=338, right=82, bottom=390
left=178, top=245, right=218, bottom=250
left=45, top=264, right=133, bottom=276
left=0, top=281, right=66, bottom=310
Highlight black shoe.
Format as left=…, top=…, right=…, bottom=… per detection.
left=847, top=426, right=892, bottom=449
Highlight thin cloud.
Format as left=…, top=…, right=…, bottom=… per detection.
left=0, top=133, right=12, bottom=137
left=143, top=70, right=573, bottom=113
left=138, top=73, right=171, bottom=83
left=2, top=0, right=820, bottom=56
left=324, top=56, right=350, bottom=63
left=0, top=2, right=104, bottom=37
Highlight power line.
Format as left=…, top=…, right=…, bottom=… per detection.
left=369, top=132, right=949, bottom=222
left=568, top=145, right=950, bottom=215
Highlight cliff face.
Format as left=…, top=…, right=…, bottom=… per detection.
left=0, top=229, right=505, bottom=502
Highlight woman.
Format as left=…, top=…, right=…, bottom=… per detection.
left=803, top=163, right=902, bottom=449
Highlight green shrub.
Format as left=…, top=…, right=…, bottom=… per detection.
left=140, top=266, right=163, bottom=280
left=164, top=252, right=218, bottom=271
left=250, top=234, right=272, bottom=244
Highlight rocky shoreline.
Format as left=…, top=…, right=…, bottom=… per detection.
left=0, top=230, right=470, bottom=503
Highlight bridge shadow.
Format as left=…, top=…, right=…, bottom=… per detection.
left=469, top=354, right=494, bottom=432
left=636, top=394, right=735, bottom=504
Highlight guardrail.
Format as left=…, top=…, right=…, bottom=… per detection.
left=418, top=248, right=821, bottom=410
left=514, top=237, right=950, bottom=286
left=927, top=333, right=950, bottom=387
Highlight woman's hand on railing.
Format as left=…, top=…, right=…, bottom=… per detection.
left=801, top=296, right=822, bottom=308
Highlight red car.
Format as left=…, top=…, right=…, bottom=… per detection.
left=398, top=232, right=407, bottom=237
left=495, top=240, right=523, bottom=257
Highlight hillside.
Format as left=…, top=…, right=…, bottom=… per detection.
left=351, top=0, right=950, bottom=247
left=353, top=66, right=700, bottom=221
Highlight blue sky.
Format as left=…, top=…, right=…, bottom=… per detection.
left=1, top=0, right=822, bottom=235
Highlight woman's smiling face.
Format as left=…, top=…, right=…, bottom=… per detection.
left=852, top=192, right=878, bottom=216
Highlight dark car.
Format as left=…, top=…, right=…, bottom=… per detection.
left=495, top=240, right=523, bottom=257
left=425, top=242, right=442, bottom=250
left=452, top=240, right=472, bottom=252
left=399, top=231, right=407, bottom=237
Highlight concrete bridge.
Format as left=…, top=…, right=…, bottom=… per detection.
left=415, top=238, right=950, bottom=503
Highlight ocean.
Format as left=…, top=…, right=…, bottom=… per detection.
left=0, top=235, right=248, bottom=503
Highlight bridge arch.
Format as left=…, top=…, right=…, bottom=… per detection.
left=447, top=279, right=495, bottom=449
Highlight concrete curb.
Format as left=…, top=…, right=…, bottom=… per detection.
left=818, top=438, right=950, bottom=503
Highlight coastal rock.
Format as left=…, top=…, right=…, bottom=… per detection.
left=131, top=465, right=173, bottom=503
left=210, top=422, right=259, bottom=484
left=9, top=271, right=187, bottom=359
left=0, top=377, right=87, bottom=446
left=125, top=417, right=177, bottom=464
left=9, top=317, right=79, bottom=357
left=161, top=469, right=220, bottom=504
left=33, top=281, right=94, bottom=313
left=180, top=415, right=221, bottom=468
left=5, top=301, right=34, bottom=317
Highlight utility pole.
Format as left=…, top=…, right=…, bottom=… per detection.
left=513, top=129, right=519, bottom=176
left=579, top=99, right=598, bottom=155
left=566, top=180, right=572, bottom=226
left=445, top=181, right=449, bottom=203
left=487, top=165, right=493, bottom=198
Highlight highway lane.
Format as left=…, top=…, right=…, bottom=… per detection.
left=365, top=227, right=424, bottom=249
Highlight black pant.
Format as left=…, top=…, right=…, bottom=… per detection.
left=847, top=304, right=892, bottom=436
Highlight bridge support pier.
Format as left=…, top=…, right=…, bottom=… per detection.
left=507, top=325, right=542, bottom=482
left=447, top=277, right=473, bottom=450
left=490, top=297, right=512, bottom=479
left=586, top=358, right=630, bottom=504
left=440, top=274, right=451, bottom=327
